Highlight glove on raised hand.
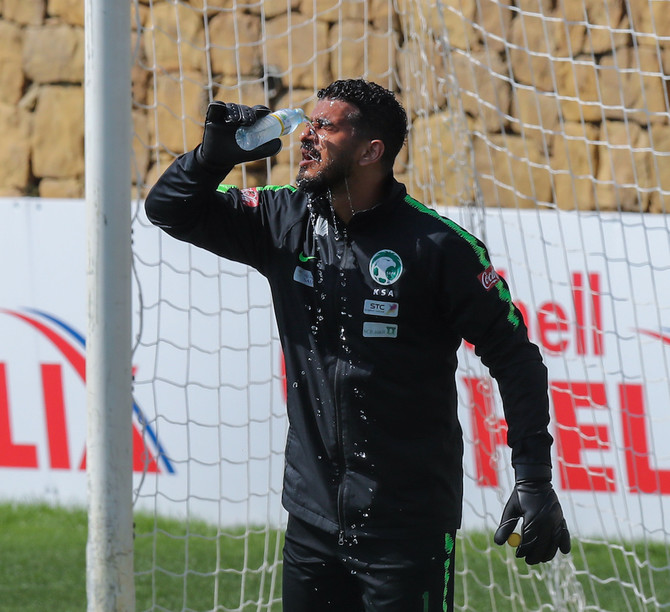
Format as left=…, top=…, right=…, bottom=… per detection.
left=195, top=102, right=282, bottom=172
left=494, top=464, right=571, bottom=564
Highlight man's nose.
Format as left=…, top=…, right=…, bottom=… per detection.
left=299, top=124, right=316, bottom=142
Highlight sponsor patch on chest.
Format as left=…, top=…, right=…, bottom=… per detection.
left=293, top=266, right=314, bottom=287
left=363, top=322, right=398, bottom=338
left=363, top=300, right=399, bottom=317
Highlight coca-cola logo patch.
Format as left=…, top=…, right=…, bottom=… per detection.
left=240, top=188, right=259, bottom=207
left=478, top=265, right=500, bottom=291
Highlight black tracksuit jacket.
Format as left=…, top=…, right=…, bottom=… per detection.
left=145, top=150, right=552, bottom=540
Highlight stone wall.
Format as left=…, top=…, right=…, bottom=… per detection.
left=1, top=0, right=669, bottom=212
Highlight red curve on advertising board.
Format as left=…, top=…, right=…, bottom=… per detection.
left=636, top=329, right=670, bottom=345
left=0, top=309, right=159, bottom=473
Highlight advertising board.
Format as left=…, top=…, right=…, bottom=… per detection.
left=1, top=198, right=669, bottom=538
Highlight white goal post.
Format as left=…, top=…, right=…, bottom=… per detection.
left=86, top=0, right=670, bottom=610
left=84, top=0, right=134, bottom=609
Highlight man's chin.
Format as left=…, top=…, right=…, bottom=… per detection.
left=296, top=172, right=325, bottom=195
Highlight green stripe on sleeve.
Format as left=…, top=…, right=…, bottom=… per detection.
left=216, top=183, right=297, bottom=193
left=403, top=195, right=520, bottom=329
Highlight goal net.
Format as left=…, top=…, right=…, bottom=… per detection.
left=128, top=0, right=670, bottom=610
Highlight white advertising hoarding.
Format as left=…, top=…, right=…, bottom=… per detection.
left=1, top=198, right=669, bottom=540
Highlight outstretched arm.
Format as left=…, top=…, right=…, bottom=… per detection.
left=444, top=232, right=570, bottom=564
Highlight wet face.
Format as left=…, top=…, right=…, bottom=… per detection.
left=296, top=98, right=364, bottom=195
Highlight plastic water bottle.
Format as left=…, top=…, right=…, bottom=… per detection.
left=235, top=108, right=308, bottom=151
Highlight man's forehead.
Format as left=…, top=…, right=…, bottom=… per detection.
left=311, top=98, right=359, bottom=124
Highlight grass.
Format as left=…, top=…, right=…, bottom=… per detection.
left=0, top=503, right=88, bottom=610
left=133, top=514, right=283, bottom=611
left=1, top=503, right=669, bottom=611
left=0, top=503, right=282, bottom=612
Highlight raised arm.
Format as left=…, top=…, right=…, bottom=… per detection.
left=144, top=102, right=282, bottom=268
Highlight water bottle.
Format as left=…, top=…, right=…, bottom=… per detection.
left=235, top=108, right=308, bottom=151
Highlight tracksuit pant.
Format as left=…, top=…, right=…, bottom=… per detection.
left=282, top=514, right=456, bottom=612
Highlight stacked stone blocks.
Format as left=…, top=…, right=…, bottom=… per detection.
left=0, top=0, right=668, bottom=213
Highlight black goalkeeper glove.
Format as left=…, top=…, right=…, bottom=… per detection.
left=494, top=464, right=571, bottom=564
left=195, top=102, right=282, bottom=172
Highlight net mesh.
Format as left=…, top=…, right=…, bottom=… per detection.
left=130, top=1, right=670, bottom=609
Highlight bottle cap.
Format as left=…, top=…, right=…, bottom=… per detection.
left=507, top=532, right=521, bottom=547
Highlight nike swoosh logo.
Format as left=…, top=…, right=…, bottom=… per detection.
left=299, top=252, right=317, bottom=262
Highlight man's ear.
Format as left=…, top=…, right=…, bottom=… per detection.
left=358, top=139, right=385, bottom=166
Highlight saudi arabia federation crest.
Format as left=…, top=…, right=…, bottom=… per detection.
left=369, top=249, right=403, bottom=286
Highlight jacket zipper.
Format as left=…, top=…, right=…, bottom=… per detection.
left=334, top=353, right=346, bottom=545
left=333, top=227, right=349, bottom=545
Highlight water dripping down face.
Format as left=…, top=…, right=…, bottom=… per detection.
left=296, top=98, right=361, bottom=197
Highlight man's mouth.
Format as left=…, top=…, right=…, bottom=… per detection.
left=300, top=146, right=320, bottom=166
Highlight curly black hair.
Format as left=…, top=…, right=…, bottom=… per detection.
left=317, top=79, right=408, bottom=171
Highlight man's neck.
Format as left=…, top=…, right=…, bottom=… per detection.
left=330, top=173, right=389, bottom=224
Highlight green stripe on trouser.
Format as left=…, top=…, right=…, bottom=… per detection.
left=423, top=532, right=455, bottom=612
left=443, top=533, right=455, bottom=611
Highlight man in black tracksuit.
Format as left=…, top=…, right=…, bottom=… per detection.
left=145, top=79, right=570, bottom=611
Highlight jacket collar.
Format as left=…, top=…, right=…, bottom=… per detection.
left=302, top=175, right=406, bottom=225
left=347, top=175, right=406, bottom=227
